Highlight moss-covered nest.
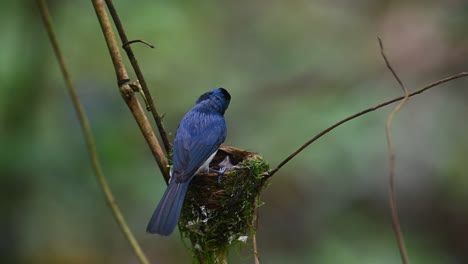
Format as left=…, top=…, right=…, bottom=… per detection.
left=178, top=146, right=270, bottom=262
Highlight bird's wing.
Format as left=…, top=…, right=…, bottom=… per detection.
left=172, top=114, right=226, bottom=183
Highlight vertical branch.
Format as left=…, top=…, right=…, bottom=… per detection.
left=104, top=0, right=171, bottom=153
left=91, top=0, right=170, bottom=183
left=253, top=197, right=260, bottom=264
left=253, top=233, right=260, bottom=264
left=37, top=1, right=150, bottom=264
left=378, top=37, right=410, bottom=264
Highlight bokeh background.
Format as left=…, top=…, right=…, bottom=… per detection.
left=2, top=0, right=468, bottom=263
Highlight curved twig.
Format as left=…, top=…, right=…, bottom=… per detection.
left=267, top=71, right=468, bottom=178
left=379, top=37, right=409, bottom=264
left=123, top=39, right=155, bottom=49
left=37, top=1, right=150, bottom=264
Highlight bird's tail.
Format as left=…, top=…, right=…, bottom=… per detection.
left=147, top=181, right=190, bottom=235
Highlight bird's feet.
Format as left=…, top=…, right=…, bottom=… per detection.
left=209, top=156, right=244, bottom=184
left=208, top=167, right=228, bottom=184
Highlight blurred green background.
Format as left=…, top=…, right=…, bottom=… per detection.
left=1, top=0, right=468, bottom=263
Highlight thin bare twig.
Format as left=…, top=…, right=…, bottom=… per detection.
left=266, top=71, right=468, bottom=178
left=123, top=39, right=155, bottom=49
left=91, top=0, right=170, bottom=183
left=379, top=37, right=410, bottom=264
left=104, top=0, right=171, bottom=153
left=37, top=1, right=150, bottom=264
left=378, top=38, right=405, bottom=93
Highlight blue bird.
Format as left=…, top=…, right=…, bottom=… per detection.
left=147, top=88, right=231, bottom=236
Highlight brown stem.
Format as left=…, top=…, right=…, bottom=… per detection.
left=267, top=71, right=468, bottom=178
left=379, top=37, right=410, bottom=264
left=38, top=1, right=150, bottom=263
left=253, top=196, right=260, bottom=264
left=104, top=0, right=172, bottom=153
left=91, top=0, right=170, bottom=182
left=253, top=232, right=260, bottom=264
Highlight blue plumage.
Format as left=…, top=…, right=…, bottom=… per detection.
left=147, top=88, right=231, bottom=236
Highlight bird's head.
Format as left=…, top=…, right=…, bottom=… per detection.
left=195, top=88, right=231, bottom=114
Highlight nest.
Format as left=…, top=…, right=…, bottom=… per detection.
left=178, top=146, right=270, bottom=262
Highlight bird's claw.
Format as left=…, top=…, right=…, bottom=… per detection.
left=208, top=167, right=227, bottom=184
left=217, top=167, right=227, bottom=184
left=218, top=167, right=228, bottom=175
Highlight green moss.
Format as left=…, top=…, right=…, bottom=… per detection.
left=167, top=147, right=173, bottom=166
left=178, top=148, right=269, bottom=263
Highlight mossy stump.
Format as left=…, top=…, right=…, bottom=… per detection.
left=178, top=146, right=270, bottom=263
